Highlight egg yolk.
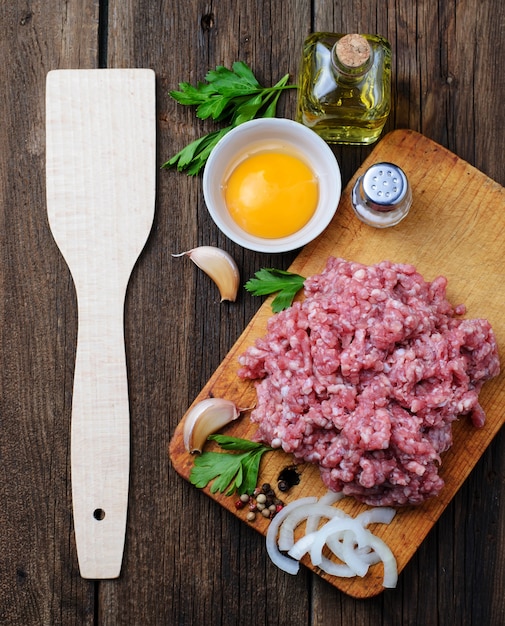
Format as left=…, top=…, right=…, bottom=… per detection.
left=224, top=151, right=319, bottom=238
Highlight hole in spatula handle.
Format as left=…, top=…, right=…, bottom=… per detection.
left=93, top=508, right=105, bottom=521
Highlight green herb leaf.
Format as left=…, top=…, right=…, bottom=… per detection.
left=240, top=448, right=266, bottom=495
left=210, top=457, right=243, bottom=496
left=262, top=73, right=291, bottom=117
left=164, top=62, right=296, bottom=175
left=190, top=451, right=245, bottom=495
left=231, top=94, right=265, bottom=125
left=195, top=94, right=231, bottom=120
left=189, top=436, right=272, bottom=495
left=230, top=61, right=261, bottom=87
left=208, top=434, right=267, bottom=452
left=161, top=126, right=232, bottom=176
left=205, top=63, right=261, bottom=95
left=169, top=82, right=209, bottom=106
left=244, top=268, right=306, bottom=312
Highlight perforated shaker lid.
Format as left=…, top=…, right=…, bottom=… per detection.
left=361, top=162, right=408, bottom=211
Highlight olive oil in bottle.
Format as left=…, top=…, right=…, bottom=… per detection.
left=296, top=33, right=392, bottom=145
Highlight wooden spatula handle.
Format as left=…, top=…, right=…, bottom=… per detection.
left=46, top=68, right=156, bottom=579
left=71, top=289, right=129, bottom=579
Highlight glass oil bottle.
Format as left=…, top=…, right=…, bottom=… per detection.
left=296, top=33, right=392, bottom=145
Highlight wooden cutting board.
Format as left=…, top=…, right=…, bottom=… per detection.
left=169, top=129, right=505, bottom=598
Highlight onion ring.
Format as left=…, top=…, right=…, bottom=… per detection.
left=265, top=496, right=317, bottom=575
left=309, top=516, right=370, bottom=568
left=278, top=503, right=349, bottom=551
left=288, top=532, right=356, bottom=578
left=265, top=491, right=398, bottom=587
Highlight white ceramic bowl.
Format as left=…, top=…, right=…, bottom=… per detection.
left=202, top=118, right=341, bottom=253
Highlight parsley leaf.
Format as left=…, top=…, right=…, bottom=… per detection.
left=208, top=434, right=266, bottom=451
left=244, top=268, right=306, bottom=313
left=189, top=435, right=271, bottom=496
left=163, top=127, right=232, bottom=175
left=162, top=62, right=296, bottom=175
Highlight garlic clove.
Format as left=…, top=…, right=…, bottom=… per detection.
left=172, top=246, right=240, bottom=302
left=183, top=398, right=241, bottom=453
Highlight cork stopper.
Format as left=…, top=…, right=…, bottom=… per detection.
left=335, top=34, right=371, bottom=68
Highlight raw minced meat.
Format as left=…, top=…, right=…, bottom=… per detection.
left=238, top=258, right=500, bottom=506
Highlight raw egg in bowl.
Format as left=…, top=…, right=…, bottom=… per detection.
left=203, top=118, right=341, bottom=253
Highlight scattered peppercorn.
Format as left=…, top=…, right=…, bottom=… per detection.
left=235, top=481, right=286, bottom=524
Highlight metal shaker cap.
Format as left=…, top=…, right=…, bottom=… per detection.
left=351, top=162, right=412, bottom=228
left=362, top=163, right=408, bottom=210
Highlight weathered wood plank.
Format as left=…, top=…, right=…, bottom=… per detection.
left=0, top=2, right=100, bottom=625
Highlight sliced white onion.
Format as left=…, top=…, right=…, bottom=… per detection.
left=317, top=490, right=345, bottom=506
left=265, top=496, right=317, bottom=575
left=317, top=555, right=357, bottom=578
left=286, top=531, right=318, bottom=560
left=302, top=491, right=349, bottom=540
left=264, top=491, right=398, bottom=587
left=342, top=530, right=369, bottom=577
left=325, top=532, right=347, bottom=562
left=363, top=533, right=398, bottom=588
left=278, top=503, right=349, bottom=551
left=309, top=516, right=370, bottom=568
left=355, top=507, right=396, bottom=526
left=353, top=545, right=381, bottom=566
left=288, top=532, right=357, bottom=578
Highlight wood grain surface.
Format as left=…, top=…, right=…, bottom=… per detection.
left=169, top=129, right=505, bottom=598
left=1, top=1, right=505, bottom=625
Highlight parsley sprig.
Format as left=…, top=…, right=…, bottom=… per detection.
left=190, top=434, right=271, bottom=496
left=162, top=61, right=296, bottom=175
left=245, top=268, right=306, bottom=313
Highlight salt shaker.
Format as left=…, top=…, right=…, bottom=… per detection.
left=351, top=162, right=412, bottom=227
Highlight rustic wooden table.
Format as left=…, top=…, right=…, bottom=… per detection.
left=1, top=2, right=504, bottom=625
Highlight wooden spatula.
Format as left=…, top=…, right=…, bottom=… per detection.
left=45, top=69, right=156, bottom=579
